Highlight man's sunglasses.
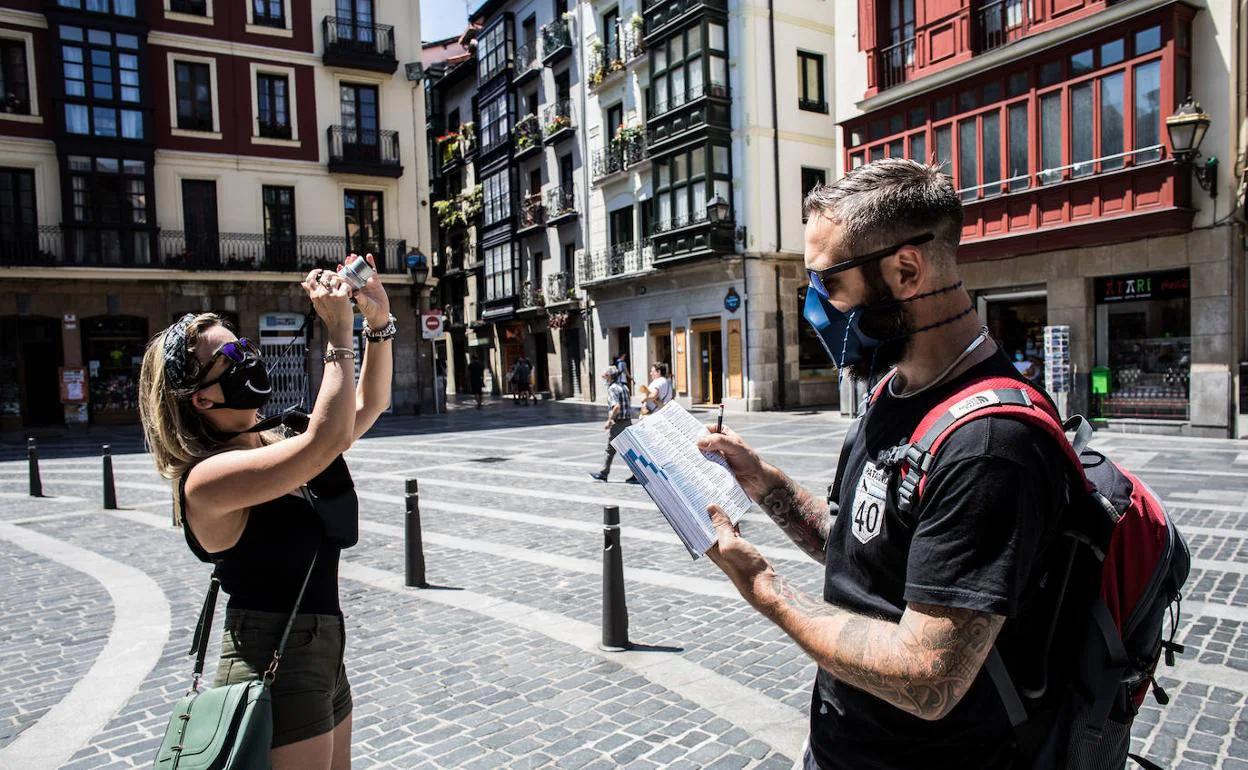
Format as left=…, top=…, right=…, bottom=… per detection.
left=194, top=338, right=260, bottom=389
left=807, top=232, right=934, bottom=299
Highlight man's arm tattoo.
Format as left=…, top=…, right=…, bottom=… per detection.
left=767, top=575, right=1003, bottom=721
left=759, top=478, right=830, bottom=562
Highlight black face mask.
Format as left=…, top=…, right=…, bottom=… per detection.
left=199, top=356, right=273, bottom=411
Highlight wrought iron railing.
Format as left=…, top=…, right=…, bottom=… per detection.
left=652, top=207, right=712, bottom=234
left=541, top=19, right=573, bottom=61
left=877, top=37, right=915, bottom=91
left=519, top=192, right=544, bottom=229
left=545, top=186, right=576, bottom=219
left=327, top=126, right=401, bottom=168
left=578, top=240, right=654, bottom=284
left=513, top=114, right=542, bottom=153
left=542, top=100, right=573, bottom=138
left=592, top=145, right=625, bottom=180
left=592, top=131, right=648, bottom=181
left=976, top=0, right=1027, bottom=54
left=651, top=81, right=728, bottom=117
left=545, top=271, right=576, bottom=302
left=514, top=39, right=540, bottom=78
left=322, top=16, right=396, bottom=60
left=0, top=225, right=409, bottom=273
left=519, top=280, right=544, bottom=308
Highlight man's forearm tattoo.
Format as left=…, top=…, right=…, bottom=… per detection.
left=760, top=479, right=830, bottom=562
left=767, top=575, right=1002, bottom=721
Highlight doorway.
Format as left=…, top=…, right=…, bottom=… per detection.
left=692, top=317, right=722, bottom=404
left=344, top=190, right=384, bottom=256
left=182, top=179, right=219, bottom=264
left=0, top=316, right=63, bottom=428
left=648, top=322, right=671, bottom=373
left=81, top=315, right=149, bottom=425
left=977, top=290, right=1047, bottom=385
left=340, top=83, right=380, bottom=162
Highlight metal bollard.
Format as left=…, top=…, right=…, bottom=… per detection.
left=600, top=504, right=630, bottom=651
left=27, top=438, right=42, bottom=497
left=405, top=478, right=428, bottom=588
left=102, top=444, right=117, bottom=510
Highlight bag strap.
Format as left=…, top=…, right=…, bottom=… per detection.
left=263, top=549, right=319, bottom=686
left=827, top=415, right=864, bottom=512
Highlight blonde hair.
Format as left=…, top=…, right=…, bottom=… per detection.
left=138, top=312, right=227, bottom=481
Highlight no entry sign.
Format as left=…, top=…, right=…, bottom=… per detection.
left=421, top=311, right=444, bottom=339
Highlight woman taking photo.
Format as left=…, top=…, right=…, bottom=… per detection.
left=138, top=257, right=394, bottom=769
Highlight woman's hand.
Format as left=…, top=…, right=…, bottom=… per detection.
left=341, top=253, right=391, bottom=329
left=302, top=268, right=354, bottom=346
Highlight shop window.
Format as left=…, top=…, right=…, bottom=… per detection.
left=1070, top=49, right=1094, bottom=77
left=933, top=125, right=952, bottom=171
left=1093, top=270, right=1190, bottom=421
left=981, top=111, right=1001, bottom=195
left=82, top=315, right=149, bottom=423
left=1038, top=60, right=1061, bottom=87
left=797, top=287, right=835, bottom=381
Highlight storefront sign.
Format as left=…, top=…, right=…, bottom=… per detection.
left=62, top=313, right=77, bottom=331
left=59, top=367, right=88, bottom=403
left=724, top=287, right=741, bottom=313
left=1095, top=269, right=1190, bottom=304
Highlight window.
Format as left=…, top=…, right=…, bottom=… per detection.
left=800, top=167, right=825, bottom=221
left=57, top=0, right=137, bottom=16
left=479, top=94, right=510, bottom=151
left=262, top=185, right=296, bottom=264
left=64, top=155, right=150, bottom=264
left=981, top=111, right=1001, bottom=195
left=175, top=60, right=213, bottom=131
left=181, top=179, right=218, bottom=261
left=1070, top=82, right=1093, bottom=177
left=1039, top=92, right=1061, bottom=184
left=652, top=21, right=727, bottom=117
left=909, top=133, right=926, bottom=162
left=485, top=243, right=517, bottom=301
left=171, top=0, right=207, bottom=15
left=1135, top=26, right=1161, bottom=55
left=1007, top=103, right=1028, bottom=191
left=0, top=169, right=37, bottom=255
left=477, top=21, right=509, bottom=83
left=253, top=0, right=285, bottom=28
left=1100, top=71, right=1124, bottom=171
left=61, top=26, right=143, bottom=138
left=343, top=189, right=383, bottom=256
left=603, top=8, right=619, bottom=60
left=654, top=143, right=730, bottom=231
left=1134, top=60, right=1161, bottom=163
left=482, top=170, right=511, bottom=225
left=256, top=73, right=290, bottom=139
left=957, top=119, right=977, bottom=200
left=1, top=39, right=31, bottom=115
left=797, top=51, right=826, bottom=112
left=798, top=287, right=835, bottom=380
left=606, top=102, right=622, bottom=142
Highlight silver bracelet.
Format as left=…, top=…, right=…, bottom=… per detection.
left=324, top=346, right=356, bottom=364
left=363, top=313, right=397, bottom=342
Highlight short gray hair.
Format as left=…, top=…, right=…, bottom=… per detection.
left=603, top=365, right=620, bottom=381
left=803, top=158, right=963, bottom=267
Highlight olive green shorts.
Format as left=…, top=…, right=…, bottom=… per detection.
left=215, top=608, right=353, bottom=748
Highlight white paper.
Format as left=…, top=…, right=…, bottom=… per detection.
left=611, top=402, right=752, bottom=558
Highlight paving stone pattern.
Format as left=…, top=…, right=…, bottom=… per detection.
left=0, top=405, right=1246, bottom=768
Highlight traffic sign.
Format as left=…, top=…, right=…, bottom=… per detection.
left=421, top=311, right=444, bottom=339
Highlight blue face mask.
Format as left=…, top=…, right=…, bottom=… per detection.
left=802, top=287, right=886, bottom=373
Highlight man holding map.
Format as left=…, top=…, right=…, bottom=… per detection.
left=696, top=160, right=1073, bottom=770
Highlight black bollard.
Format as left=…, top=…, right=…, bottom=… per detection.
left=405, top=479, right=428, bottom=588
left=27, top=438, right=42, bottom=497
left=601, top=505, right=630, bottom=651
left=102, top=444, right=117, bottom=510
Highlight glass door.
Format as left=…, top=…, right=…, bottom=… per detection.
left=336, top=0, right=374, bottom=46
left=181, top=179, right=218, bottom=265
left=344, top=190, right=384, bottom=258
left=341, top=84, right=379, bottom=162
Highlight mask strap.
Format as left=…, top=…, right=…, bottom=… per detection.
left=881, top=303, right=977, bottom=344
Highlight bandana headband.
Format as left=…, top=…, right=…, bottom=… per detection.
left=162, top=313, right=198, bottom=390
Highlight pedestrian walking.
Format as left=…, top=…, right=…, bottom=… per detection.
left=138, top=256, right=394, bottom=769
left=614, top=351, right=632, bottom=392
left=467, top=353, right=485, bottom=409
left=698, top=160, right=1080, bottom=770
left=509, top=356, right=533, bottom=405
left=638, top=361, right=674, bottom=417
left=589, top=366, right=638, bottom=483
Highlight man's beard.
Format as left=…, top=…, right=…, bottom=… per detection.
left=842, top=267, right=911, bottom=383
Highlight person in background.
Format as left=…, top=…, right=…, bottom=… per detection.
left=590, top=366, right=636, bottom=483
left=615, top=351, right=632, bottom=392
left=639, top=362, right=674, bottom=417
left=467, top=353, right=485, bottom=409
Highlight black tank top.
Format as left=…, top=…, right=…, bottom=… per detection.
left=181, top=462, right=342, bottom=616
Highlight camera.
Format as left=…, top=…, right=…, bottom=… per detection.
left=340, top=255, right=377, bottom=290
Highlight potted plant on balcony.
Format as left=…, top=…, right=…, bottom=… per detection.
left=548, top=311, right=570, bottom=329
left=433, top=197, right=466, bottom=229
left=546, top=112, right=571, bottom=135
left=437, top=131, right=460, bottom=164
left=459, top=122, right=476, bottom=155
left=588, top=39, right=607, bottom=86
left=461, top=184, right=483, bottom=221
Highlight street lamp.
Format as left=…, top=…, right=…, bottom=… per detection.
left=706, top=193, right=730, bottom=224
left=1165, top=96, right=1218, bottom=198
left=407, top=247, right=429, bottom=286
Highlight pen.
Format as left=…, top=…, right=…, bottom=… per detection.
left=715, top=403, right=725, bottom=433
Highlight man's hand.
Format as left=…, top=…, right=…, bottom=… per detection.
left=706, top=505, right=779, bottom=612
left=603, top=420, right=613, bottom=431
left=697, top=426, right=776, bottom=501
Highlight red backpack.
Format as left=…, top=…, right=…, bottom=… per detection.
left=873, top=372, right=1190, bottom=770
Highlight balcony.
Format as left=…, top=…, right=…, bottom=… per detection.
left=646, top=99, right=731, bottom=152
left=326, top=126, right=402, bottom=177
left=642, top=0, right=726, bottom=40
left=545, top=186, right=577, bottom=225
left=542, top=100, right=575, bottom=144
left=975, top=0, right=1029, bottom=54
left=592, top=129, right=649, bottom=183
left=513, top=114, right=542, bottom=160
left=541, top=19, right=573, bottom=64
left=589, top=27, right=645, bottom=89
left=650, top=208, right=736, bottom=264
left=513, top=39, right=541, bottom=84
left=651, top=80, right=729, bottom=119
left=322, top=16, right=398, bottom=74
left=517, top=193, right=544, bottom=233
left=876, top=38, right=916, bottom=92
left=0, top=225, right=410, bottom=273
left=578, top=240, right=655, bottom=286
left=518, top=280, right=545, bottom=311
left=544, top=271, right=579, bottom=305
left=433, top=184, right=482, bottom=231
left=436, top=124, right=476, bottom=174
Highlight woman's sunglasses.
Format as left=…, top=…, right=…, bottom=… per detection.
left=194, top=338, right=261, bottom=389
left=807, top=233, right=934, bottom=300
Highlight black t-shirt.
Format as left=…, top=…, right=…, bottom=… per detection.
left=810, top=351, right=1073, bottom=770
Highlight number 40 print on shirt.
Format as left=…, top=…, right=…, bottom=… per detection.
left=850, top=461, right=888, bottom=545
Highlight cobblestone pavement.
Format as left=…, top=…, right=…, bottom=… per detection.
left=0, top=403, right=1246, bottom=768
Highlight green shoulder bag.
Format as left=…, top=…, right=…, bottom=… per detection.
left=152, top=552, right=317, bottom=770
